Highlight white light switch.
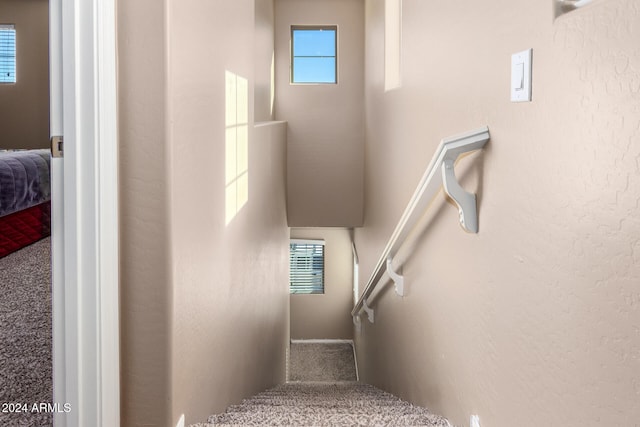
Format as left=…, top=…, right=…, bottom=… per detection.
left=511, top=48, right=532, bottom=102
left=512, top=63, right=524, bottom=90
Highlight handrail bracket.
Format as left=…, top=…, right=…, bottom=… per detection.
left=362, top=299, right=375, bottom=323
left=442, top=158, right=479, bottom=233
left=386, top=258, right=404, bottom=296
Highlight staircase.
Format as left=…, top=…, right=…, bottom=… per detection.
left=191, top=341, right=453, bottom=427
left=194, top=382, right=452, bottom=426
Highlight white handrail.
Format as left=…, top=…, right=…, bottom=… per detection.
left=352, top=126, right=490, bottom=322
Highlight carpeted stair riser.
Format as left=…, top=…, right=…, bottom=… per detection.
left=209, top=410, right=448, bottom=424
left=288, top=342, right=357, bottom=382
left=240, top=395, right=405, bottom=407
left=209, top=413, right=448, bottom=426
left=211, top=403, right=442, bottom=417
left=241, top=395, right=409, bottom=407
left=218, top=400, right=425, bottom=413
left=244, top=398, right=404, bottom=407
left=208, top=412, right=448, bottom=426
left=249, top=387, right=402, bottom=400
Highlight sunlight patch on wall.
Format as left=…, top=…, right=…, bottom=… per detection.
left=270, top=52, right=275, bottom=117
left=225, top=71, right=249, bottom=225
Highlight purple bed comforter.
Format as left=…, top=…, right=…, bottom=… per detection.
left=0, top=150, right=51, bottom=218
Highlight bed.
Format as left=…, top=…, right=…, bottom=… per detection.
left=0, top=149, right=51, bottom=258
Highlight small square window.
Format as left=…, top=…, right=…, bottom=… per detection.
left=291, top=26, right=337, bottom=84
left=0, top=24, right=16, bottom=84
left=290, top=239, right=325, bottom=294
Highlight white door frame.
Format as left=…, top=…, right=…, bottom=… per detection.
left=50, top=0, right=119, bottom=426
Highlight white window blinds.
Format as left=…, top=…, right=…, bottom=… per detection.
left=0, top=24, right=16, bottom=83
left=290, top=239, right=325, bottom=294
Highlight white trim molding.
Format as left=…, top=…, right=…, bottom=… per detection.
left=51, top=0, right=119, bottom=425
left=290, top=339, right=354, bottom=344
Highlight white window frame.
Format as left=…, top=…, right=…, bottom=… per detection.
left=290, top=239, right=325, bottom=294
left=290, top=25, right=338, bottom=85
left=0, top=24, right=16, bottom=84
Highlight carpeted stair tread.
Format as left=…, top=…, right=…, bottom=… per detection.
left=195, top=382, right=452, bottom=426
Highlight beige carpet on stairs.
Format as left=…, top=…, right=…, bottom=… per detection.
left=191, top=340, right=454, bottom=426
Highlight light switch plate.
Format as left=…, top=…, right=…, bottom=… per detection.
left=511, top=48, right=532, bottom=102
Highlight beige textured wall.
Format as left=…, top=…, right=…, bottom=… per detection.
left=0, top=0, right=49, bottom=150
left=118, top=0, right=172, bottom=425
left=275, top=0, right=365, bottom=227
left=119, top=1, right=289, bottom=426
left=354, top=1, right=640, bottom=426
left=290, top=228, right=354, bottom=340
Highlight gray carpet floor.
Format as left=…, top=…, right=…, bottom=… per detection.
left=192, top=341, right=453, bottom=426
left=0, top=238, right=53, bottom=427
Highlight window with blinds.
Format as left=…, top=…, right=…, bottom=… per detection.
left=0, top=24, right=16, bottom=84
left=290, top=239, right=325, bottom=294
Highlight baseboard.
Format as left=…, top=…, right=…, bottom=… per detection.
left=290, top=338, right=354, bottom=344
left=352, top=342, right=360, bottom=382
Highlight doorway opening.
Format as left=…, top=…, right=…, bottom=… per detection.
left=0, top=1, right=53, bottom=426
